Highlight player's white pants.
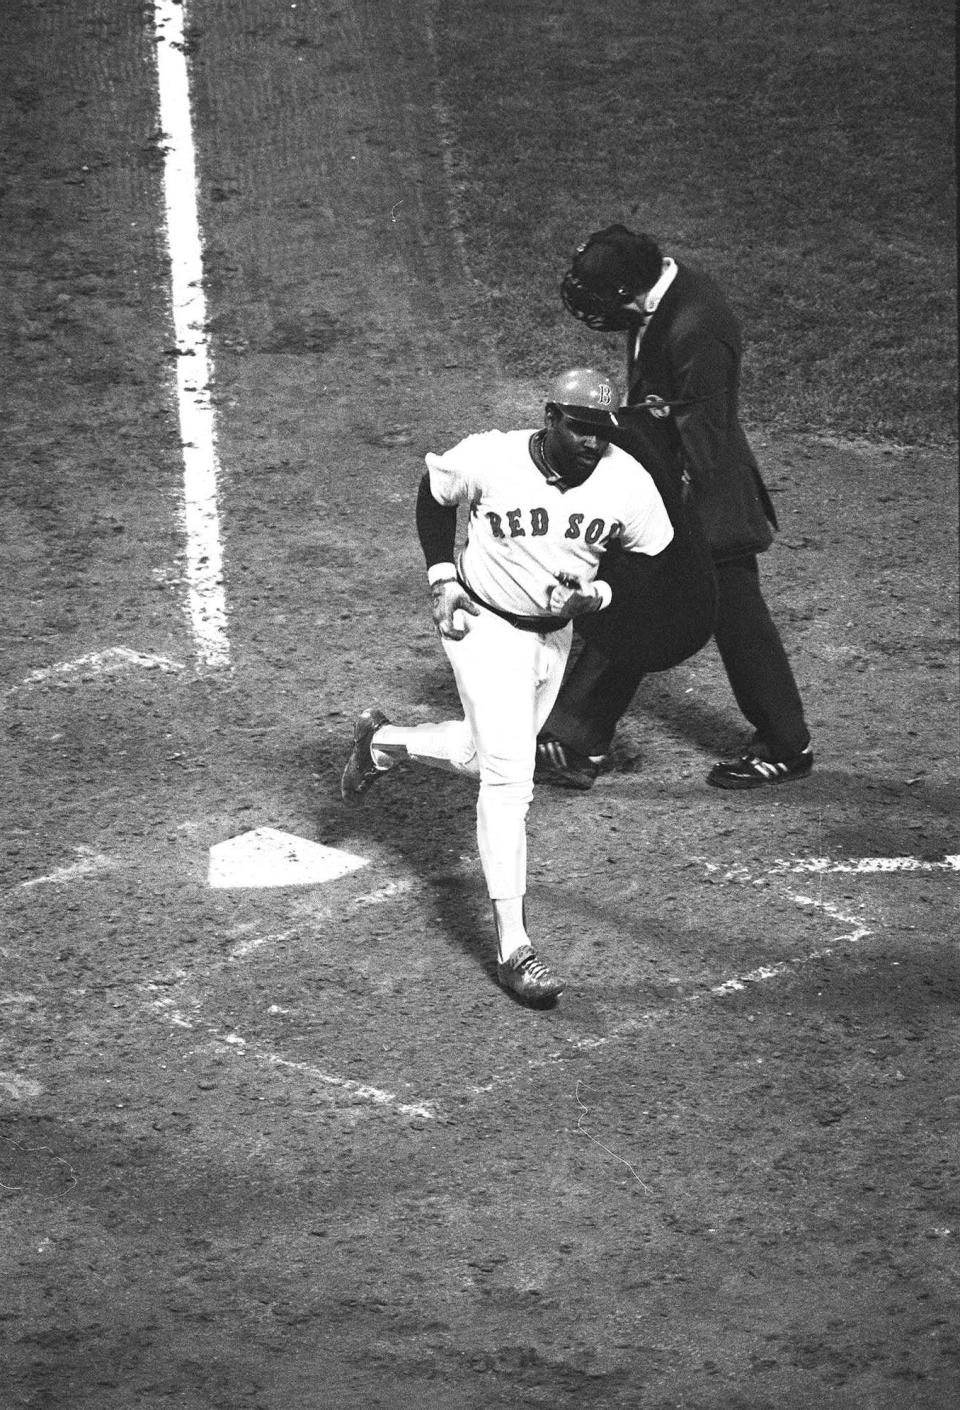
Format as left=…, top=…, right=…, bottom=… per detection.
left=402, top=610, right=572, bottom=900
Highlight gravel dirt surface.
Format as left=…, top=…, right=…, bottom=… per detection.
left=2, top=3, right=958, bottom=1408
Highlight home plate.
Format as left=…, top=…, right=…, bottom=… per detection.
left=208, top=828, right=369, bottom=889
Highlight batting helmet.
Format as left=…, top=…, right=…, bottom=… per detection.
left=560, top=224, right=663, bottom=331
left=548, top=367, right=622, bottom=427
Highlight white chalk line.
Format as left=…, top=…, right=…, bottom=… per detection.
left=17, top=847, right=114, bottom=891
left=138, top=860, right=877, bottom=1114
left=133, top=866, right=461, bottom=1119
left=0, top=1071, right=44, bottom=1102
left=561, top=843, right=956, bottom=1048
left=8, top=859, right=438, bottom=1123
left=226, top=929, right=302, bottom=962
left=350, top=876, right=419, bottom=908
left=13, top=849, right=951, bottom=1116
left=12, top=858, right=441, bottom=1122
left=772, top=855, right=960, bottom=875
left=153, top=1, right=230, bottom=671
left=422, top=1, right=474, bottom=285
left=709, top=896, right=873, bottom=997
left=145, top=990, right=437, bottom=1120
left=3, top=647, right=185, bottom=702
left=561, top=866, right=927, bottom=1057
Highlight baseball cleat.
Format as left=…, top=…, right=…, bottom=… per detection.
left=497, top=943, right=566, bottom=1006
left=707, top=744, right=814, bottom=790
left=534, top=736, right=602, bottom=791
left=341, top=707, right=390, bottom=800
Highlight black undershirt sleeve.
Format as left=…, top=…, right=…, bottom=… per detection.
left=415, top=471, right=458, bottom=569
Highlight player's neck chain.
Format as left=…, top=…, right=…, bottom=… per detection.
left=529, top=431, right=565, bottom=488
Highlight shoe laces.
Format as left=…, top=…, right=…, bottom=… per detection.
left=513, top=948, right=552, bottom=981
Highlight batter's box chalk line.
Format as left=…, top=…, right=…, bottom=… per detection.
left=144, top=988, right=437, bottom=1121
left=558, top=877, right=883, bottom=1061
left=771, top=854, right=960, bottom=874
left=147, top=1003, right=437, bottom=1122
left=695, top=853, right=959, bottom=892
left=5, top=647, right=185, bottom=701
left=16, top=846, right=115, bottom=891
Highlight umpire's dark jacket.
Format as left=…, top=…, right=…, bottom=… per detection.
left=627, top=262, right=776, bottom=561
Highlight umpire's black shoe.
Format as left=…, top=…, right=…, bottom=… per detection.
left=707, top=744, right=814, bottom=790
left=534, top=735, right=604, bottom=790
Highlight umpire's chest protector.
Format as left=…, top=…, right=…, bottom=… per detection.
left=592, top=417, right=717, bottom=673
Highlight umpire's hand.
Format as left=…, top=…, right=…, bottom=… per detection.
left=430, top=579, right=481, bottom=640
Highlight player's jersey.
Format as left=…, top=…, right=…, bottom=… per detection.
left=425, top=429, right=673, bottom=618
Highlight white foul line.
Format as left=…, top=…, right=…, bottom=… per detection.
left=153, top=1, right=231, bottom=671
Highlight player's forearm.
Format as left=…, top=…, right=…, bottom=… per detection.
left=415, top=471, right=458, bottom=582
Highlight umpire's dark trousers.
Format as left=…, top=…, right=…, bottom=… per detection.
left=544, top=551, right=809, bottom=761
left=711, top=553, right=809, bottom=759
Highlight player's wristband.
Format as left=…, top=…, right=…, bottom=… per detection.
left=427, top=562, right=458, bottom=588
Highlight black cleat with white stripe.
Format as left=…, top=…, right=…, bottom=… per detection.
left=707, top=744, right=814, bottom=790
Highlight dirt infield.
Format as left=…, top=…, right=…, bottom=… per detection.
left=2, top=3, right=958, bottom=1408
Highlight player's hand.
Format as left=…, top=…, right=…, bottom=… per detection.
left=547, top=572, right=603, bottom=619
left=431, top=579, right=480, bottom=639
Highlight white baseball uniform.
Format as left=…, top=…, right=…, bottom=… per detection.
left=396, top=429, right=673, bottom=900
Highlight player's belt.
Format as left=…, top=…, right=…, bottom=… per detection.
left=457, top=574, right=568, bottom=635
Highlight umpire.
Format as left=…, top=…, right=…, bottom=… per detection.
left=537, top=222, right=813, bottom=790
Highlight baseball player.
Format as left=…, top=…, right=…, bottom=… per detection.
left=341, top=369, right=674, bottom=1006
